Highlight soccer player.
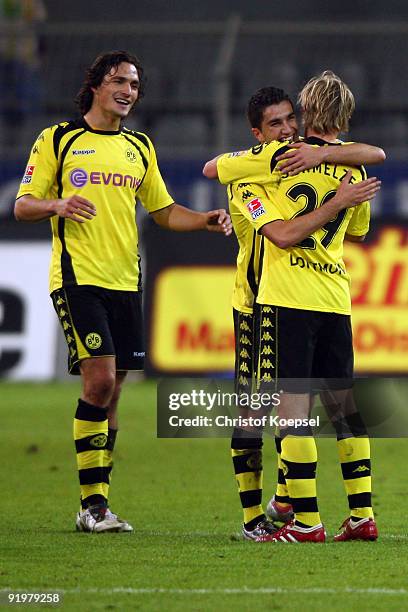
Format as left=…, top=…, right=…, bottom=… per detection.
left=14, top=50, right=232, bottom=533
left=204, top=73, right=382, bottom=542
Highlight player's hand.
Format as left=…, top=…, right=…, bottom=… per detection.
left=334, top=170, right=381, bottom=209
left=205, top=209, right=233, bottom=236
left=53, top=195, right=96, bottom=223
left=276, top=142, right=324, bottom=176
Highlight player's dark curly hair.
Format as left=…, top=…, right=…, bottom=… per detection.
left=247, top=87, right=294, bottom=129
left=75, top=50, right=145, bottom=116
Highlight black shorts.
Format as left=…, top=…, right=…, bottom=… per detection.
left=233, top=308, right=256, bottom=395
left=254, top=304, right=353, bottom=393
left=51, top=285, right=145, bottom=375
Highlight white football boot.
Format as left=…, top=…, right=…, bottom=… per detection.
left=105, top=508, right=133, bottom=532
left=75, top=505, right=123, bottom=533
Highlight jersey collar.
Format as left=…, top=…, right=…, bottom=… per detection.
left=304, top=136, right=339, bottom=147
left=79, top=117, right=122, bottom=135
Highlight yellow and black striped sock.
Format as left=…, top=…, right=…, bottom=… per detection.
left=101, top=428, right=117, bottom=502
left=274, top=436, right=291, bottom=506
left=335, top=413, right=373, bottom=520
left=281, top=430, right=321, bottom=527
left=74, top=399, right=109, bottom=508
left=231, top=428, right=264, bottom=529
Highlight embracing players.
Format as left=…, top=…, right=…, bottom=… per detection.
left=204, top=72, right=383, bottom=542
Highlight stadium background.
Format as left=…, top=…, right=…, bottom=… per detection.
left=1, top=0, right=408, bottom=380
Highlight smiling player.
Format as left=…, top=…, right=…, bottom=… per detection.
left=204, top=84, right=384, bottom=541
left=15, top=50, right=232, bottom=533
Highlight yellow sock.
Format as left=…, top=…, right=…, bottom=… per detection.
left=281, top=435, right=321, bottom=527
left=74, top=399, right=108, bottom=507
left=337, top=437, right=373, bottom=519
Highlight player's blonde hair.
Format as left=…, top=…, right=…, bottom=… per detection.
left=298, top=70, right=355, bottom=134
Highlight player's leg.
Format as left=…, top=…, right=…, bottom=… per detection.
left=51, top=286, right=123, bottom=532
left=77, top=356, right=115, bottom=503
left=231, top=309, right=276, bottom=539
left=266, top=434, right=294, bottom=523
left=98, top=289, right=145, bottom=531
left=103, top=371, right=127, bottom=500
left=317, top=313, right=377, bottom=541
left=101, top=371, right=133, bottom=531
left=255, top=306, right=325, bottom=543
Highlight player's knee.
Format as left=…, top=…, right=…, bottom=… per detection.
left=83, top=371, right=116, bottom=407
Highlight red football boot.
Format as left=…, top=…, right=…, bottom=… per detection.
left=255, top=520, right=326, bottom=543
left=334, top=517, right=378, bottom=542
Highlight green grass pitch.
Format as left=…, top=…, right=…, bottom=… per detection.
left=1, top=380, right=408, bottom=611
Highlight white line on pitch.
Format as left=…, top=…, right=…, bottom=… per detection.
left=1, top=587, right=408, bottom=596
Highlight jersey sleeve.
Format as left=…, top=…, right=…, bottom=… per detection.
left=346, top=202, right=370, bottom=236
left=217, top=141, right=286, bottom=185
left=345, top=165, right=370, bottom=236
left=16, top=126, right=59, bottom=200
left=231, top=181, right=284, bottom=232
left=136, top=135, right=174, bottom=212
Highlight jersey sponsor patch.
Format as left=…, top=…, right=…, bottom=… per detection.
left=246, top=197, right=266, bottom=220
left=21, top=165, right=35, bottom=184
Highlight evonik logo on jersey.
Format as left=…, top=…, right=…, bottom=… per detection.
left=246, top=197, right=266, bottom=220
left=69, top=168, right=142, bottom=189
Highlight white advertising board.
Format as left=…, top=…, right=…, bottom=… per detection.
left=0, top=242, right=57, bottom=380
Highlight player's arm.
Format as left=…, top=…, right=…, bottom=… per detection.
left=203, top=155, right=222, bottom=179
left=151, top=203, right=232, bottom=235
left=261, top=171, right=380, bottom=249
left=203, top=143, right=279, bottom=184
left=15, top=194, right=96, bottom=223
left=276, top=141, right=386, bottom=176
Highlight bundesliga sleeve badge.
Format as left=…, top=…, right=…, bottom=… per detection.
left=247, top=197, right=266, bottom=220
left=21, top=165, right=35, bottom=184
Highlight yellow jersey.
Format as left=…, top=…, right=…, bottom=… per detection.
left=217, top=137, right=370, bottom=315
left=228, top=181, right=264, bottom=313
left=17, top=119, right=174, bottom=293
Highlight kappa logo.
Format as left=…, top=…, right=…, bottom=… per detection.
left=241, top=190, right=255, bottom=201
left=247, top=197, right=266, bottom=220
left=89, top=434, right=107, bottom=448
left=72, top=149, right=96, bottom=155
left=85, top=332, right=102, bottom=349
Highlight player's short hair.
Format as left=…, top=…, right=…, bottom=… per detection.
left=298, top=70, right=355, bottom=134
left=247, top=87, right=294, bottom=129
left=75, top=50, right=145, bottom=116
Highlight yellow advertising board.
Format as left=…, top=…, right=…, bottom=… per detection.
left=151, top=266, right=235, bottom=371
left=345, top=226, right=408, bottom=372
left=150, top=227, right=408, bottom=373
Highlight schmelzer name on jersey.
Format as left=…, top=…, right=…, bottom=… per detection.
left=246, top=197, right=266, bottom=220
